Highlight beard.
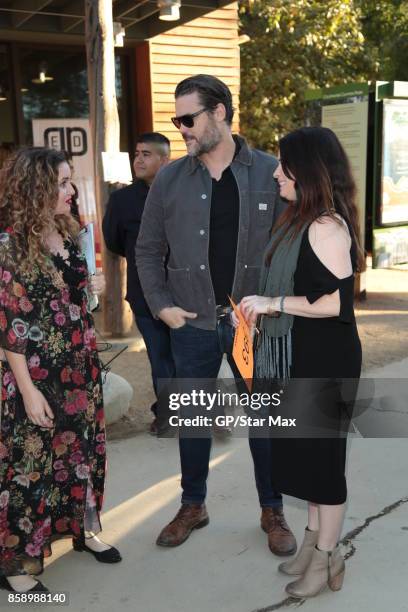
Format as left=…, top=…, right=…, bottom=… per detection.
left=185, top=119, right=223, bottom=157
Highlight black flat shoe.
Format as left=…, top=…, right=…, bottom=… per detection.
left=72, top=534, right=122, bottom=563
left=0, top=575, right=49, bottom=592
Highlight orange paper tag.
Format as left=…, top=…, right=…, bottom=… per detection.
left=229, top=297, right=254, bottom=391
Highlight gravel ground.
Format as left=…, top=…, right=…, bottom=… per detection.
left=96, top=264, right=408, bottom=440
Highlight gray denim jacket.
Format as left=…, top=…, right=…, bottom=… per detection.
left=136, top=135, right=285, bottom=330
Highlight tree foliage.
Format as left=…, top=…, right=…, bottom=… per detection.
left=357, top=0, right=408, bottom=81
left=239, top=0, right=408, bottom=151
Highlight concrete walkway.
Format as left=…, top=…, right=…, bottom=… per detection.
left=2, top=359, right=407, bottom=612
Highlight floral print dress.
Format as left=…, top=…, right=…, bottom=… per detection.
left=0, top=229, right=106, bottom=577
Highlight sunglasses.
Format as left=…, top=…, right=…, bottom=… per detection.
left=171, top=107, right=208, bottom=129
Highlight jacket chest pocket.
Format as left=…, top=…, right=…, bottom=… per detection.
left=250, top=191, right=275, bottom=227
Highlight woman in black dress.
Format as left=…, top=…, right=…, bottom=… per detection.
left=240, top=127, right=363, bottom=599
left=0, top=148, right=121, bottom=593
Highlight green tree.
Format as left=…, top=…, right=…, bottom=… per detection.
left=357, top=0, right=408, bottom=81
left=239, top=0, right=374, bottom=151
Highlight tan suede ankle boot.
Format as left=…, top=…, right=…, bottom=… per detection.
left=279, top=527, right=318, bottom=576
left=285, top=545, right=345, bottom=599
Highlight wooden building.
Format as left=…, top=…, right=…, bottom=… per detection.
left=0, top=1, right=240, bottom=333
left=0, top=1, right=240, bottom=161
left=141, top=4, right=240, bottom=156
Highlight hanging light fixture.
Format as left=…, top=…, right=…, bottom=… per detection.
left=0, top=85, right=7, bottom=102
left=158, top=0, right=181, bottom=21
left=32, top=63, right=54, bottom=84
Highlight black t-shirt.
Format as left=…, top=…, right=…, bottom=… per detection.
left=208, top=142, right=240, bottom=306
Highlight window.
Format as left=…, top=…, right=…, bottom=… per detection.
left=19, top=47, right=89, bottom=143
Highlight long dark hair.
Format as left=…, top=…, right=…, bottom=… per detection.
left=267, top=127, right=365, bottom=272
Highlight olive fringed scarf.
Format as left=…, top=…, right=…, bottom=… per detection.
left=255, top=222, right=308, bottom=382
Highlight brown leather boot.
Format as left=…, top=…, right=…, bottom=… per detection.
left=261, top=507, right=297, bottom=556
left=285, top=545, right=345, bottom=599
left=279, top=527, right=318, bottom=575
left=156, top=504, right=209, bottom=547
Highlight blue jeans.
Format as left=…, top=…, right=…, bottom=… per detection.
left=134, top=315, right=175, bottom=416
left=248, top=437, right=283, bottom=508
left=170, top=320, right=282, bottom=507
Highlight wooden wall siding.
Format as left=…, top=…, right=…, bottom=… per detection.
left=149, top=2, right=240, bottom=159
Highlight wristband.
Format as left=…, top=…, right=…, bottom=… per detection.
left=267, top=298, right=281, bottom=317
left=280, top=295, right=285, bottom=313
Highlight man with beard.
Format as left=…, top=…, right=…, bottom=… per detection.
left=103, top=133, right=175, bottom=435
left=136, top=75, right=296, bottom=555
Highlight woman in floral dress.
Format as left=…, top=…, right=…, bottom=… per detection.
left=0, top=147, right=121, bottom=593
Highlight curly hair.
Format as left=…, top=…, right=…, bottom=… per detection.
left=0, top=147, right=80, bottom=278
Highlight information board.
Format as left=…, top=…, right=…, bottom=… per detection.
left=322, top=101, right=369, bottom=246
left=381, top=99, right=408, bottom=225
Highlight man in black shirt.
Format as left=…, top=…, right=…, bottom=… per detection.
left=208, top=140, right=240, bottom=305
left=137, top=76, right=296, bottom=556
left=103, top=133, right=175, bottom=434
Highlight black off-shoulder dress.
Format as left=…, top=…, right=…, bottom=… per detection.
left=270, top=224, right=362, bottom=505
